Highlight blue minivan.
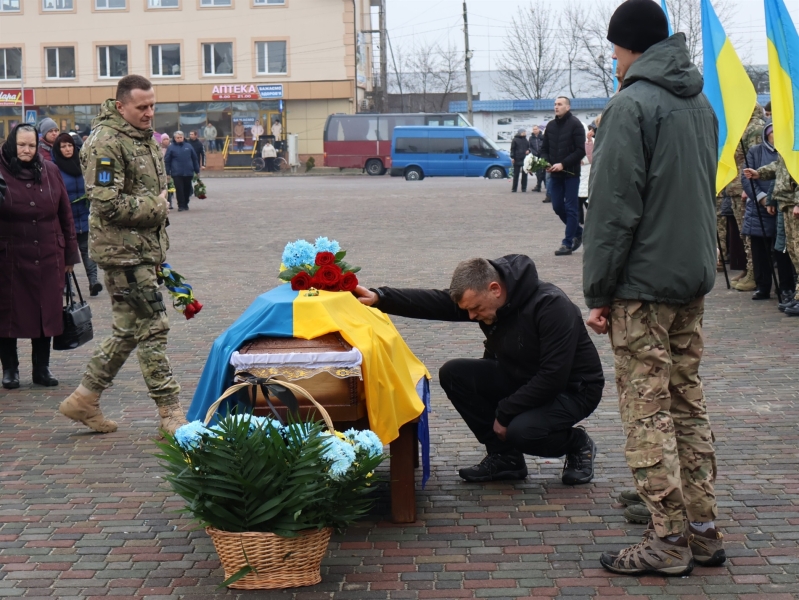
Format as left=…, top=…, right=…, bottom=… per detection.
left=390, top=126, right=512, bottom=181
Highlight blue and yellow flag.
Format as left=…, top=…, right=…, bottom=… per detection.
left=765, top=0, right=799, bottom=182
left=701, top=0, right=758, bottom=193
left=662, top=0, right=674, bottom=35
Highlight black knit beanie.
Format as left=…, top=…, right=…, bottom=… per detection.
left=607, top=0, right=670, bottom=53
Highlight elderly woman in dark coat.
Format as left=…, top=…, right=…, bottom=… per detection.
left=0, top=124, right=81, bottom=389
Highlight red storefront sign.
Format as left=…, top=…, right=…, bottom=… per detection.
left=211, top=84, right=259, bottom=100
left=0, top=89, right=35, bottom=107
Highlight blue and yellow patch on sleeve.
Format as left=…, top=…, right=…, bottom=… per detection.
left=95, top=158, right=115, bottom=187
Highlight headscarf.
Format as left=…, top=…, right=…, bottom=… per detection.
left=53, top=132, right=83, bottom=177
left=0, top=123, right=43, bottom=183
left=763, top=122, right=774, bottom=152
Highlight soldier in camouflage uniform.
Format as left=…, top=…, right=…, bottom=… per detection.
left=715, top=192, right=727, bottom=270
left=59, top=75, right=186, bottom=435
left=746, top=153, right=799, bottom=312
left=727, top=105, right=766, bottom=290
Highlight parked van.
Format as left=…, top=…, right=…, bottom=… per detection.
left=390, top=126, right=511, bottom=181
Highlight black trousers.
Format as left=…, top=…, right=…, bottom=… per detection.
left=535, top=169, right=546, bottom=190
left=512, top=163, right=527, bottom=192
left=0, top=337, right=51, bottom=369
left=774, top=250, right=796, bottom=294
left=439, top=358, right=601, bottom=458
left=751, top=235, right=775, bottom=293
left=173, top=175, right=193, bottom=209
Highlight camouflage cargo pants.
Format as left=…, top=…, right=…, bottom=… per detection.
left=82, top=265, right=181, bottom=407
left=610, top=298, right=718, bottom=538
left=731, top=195, right=754, bottom=273
left=715, top=195, right=727, bottom=259
left=782, top=210, right=799, bottom=299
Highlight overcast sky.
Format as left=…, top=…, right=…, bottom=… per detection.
left=384, top=0, right=799, bottom=71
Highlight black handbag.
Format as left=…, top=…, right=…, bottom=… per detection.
left=53, top=272, right=94, bottom=351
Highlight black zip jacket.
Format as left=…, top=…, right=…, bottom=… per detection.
left=509, top=134, right=529, bottom=164
left=541, top=110, right=585, bottom=178
left=373, top=254, right=604, bottom=426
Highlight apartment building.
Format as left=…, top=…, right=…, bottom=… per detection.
left=0, top=0, right=373, bottom=159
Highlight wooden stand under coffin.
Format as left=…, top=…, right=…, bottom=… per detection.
left=234, top=333, right=419, bottom=523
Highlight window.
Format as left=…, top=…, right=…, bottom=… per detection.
left=42, top=0, right=73, bottom=9
left=467, top=136, right=498, bottom=158
left=150, top=44, right=181, bottom=77
left=254, top=0, right=285, bottom=4
left=148, top=0, right=178, bottom=6
left=325, top=116, right=378, bottom=142
left=0, top=48, right=22, bottom=80
left=395, top=137, right=429, bottom=154
left=95, top=0, right=126, bottom=8
left=200, top=0, right=231, bottom=5
left=98, top=45, right=128, bottom=78
left=0, top=1, right=20, bottom=12
left=46, top=47, right=76, bottom=79
left=429, top=137, right=463, bottom=154
left=202, top=43, right=233, bottom=75
left=256, top=41, right=286, bottom=75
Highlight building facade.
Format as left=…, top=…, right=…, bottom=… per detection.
left=0, top=0, right=374, bottom=160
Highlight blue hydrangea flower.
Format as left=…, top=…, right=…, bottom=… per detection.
left=250, top=416, right=280, bottom=431
left=314, top=237, right=341, bottom=255
left=343, top=428, right=384, bottom=458
left=320, top=433, right=356, bottom=479
left=174, top=421, right=211, bottom=451
left=282, top=240, right=317, bottom=268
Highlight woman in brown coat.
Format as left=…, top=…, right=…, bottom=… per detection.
left=0, top=124, right=81, bottom=389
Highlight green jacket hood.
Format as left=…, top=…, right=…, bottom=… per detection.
left=92, top=99, right=153, bottom=141
left=622, top=33, right=704, bottom=98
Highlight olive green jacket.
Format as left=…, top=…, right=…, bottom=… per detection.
left=80, top=99, right=169, bottom=268
left=583, top=34, right=718, bottom=309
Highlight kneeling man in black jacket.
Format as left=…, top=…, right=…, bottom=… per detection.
left=354, top=254, right=604, bottom=484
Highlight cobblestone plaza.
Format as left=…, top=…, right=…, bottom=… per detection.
left=1, top=176, right=797, bottom=599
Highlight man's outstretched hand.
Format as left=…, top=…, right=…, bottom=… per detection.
left=587, top=306, right=610, bottom=335
left=353, top=285, right=378, bottom=306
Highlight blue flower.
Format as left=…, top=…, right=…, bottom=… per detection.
left=282, top=240, right=317, bottom=268
left=174, top=421, right=211, bottom=451
left=343, top=428, right=384, bottom=458
left=320, top=433, right=356, bottom=480
left=250, top=416, right=281, bottom=431
left=314, top=237, right=341, bottom=255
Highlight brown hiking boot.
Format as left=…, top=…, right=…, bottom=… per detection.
left=600, top=532, right=694, bottom=576
left=688, top=524, right=726, bottom=566
left=158, top=402, right=187, bottom=436
left=59, top=385, right=118, bottom=433
left=734, top=271, right=756, bottom=291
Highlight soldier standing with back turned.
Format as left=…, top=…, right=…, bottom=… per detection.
left=59, top=75, right=187, bottom=435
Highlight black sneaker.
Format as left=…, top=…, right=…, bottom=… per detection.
left=572, top=236, right=583, bottom=252
left=785, top=303, right=799, bottom=316
left=555, top=245, right=573, bottom=256
left=90, top=282, right=103, bottom=297
left=779, top=298, right=798, bottom=312
left=458, top=453, right=528, bottom=482
left=561, top=429, right=596, bottom=485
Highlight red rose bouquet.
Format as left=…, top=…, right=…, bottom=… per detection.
left=278, top=237, right=361, bottom=292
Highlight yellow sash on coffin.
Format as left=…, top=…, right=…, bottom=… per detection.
left=293, top=290, right=429, bottom=444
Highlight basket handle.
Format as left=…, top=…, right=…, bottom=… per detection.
left=203, top=376, right=335, bottom=433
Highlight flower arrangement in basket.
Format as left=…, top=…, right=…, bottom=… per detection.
left=156, top=378, right=386, bottom=590
left=278, top=237, right=361, bottom=292
left=193, top=175, right=207, bottom=199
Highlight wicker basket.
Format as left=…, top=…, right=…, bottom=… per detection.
left=207, top=526, right=332, bottom=589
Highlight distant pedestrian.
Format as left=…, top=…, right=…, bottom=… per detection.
left=37, top=117, right=59, bottom=162
left=251, top=120, right=265, bottom=146
left=188, top=131, right=206, bottom=169
left=529, top=125, right=546, bottom=193
left=261, top=140, right=277, bottom=172
left=510, top=128, right=529, bottom=193
left=541, top=97, right=586, bottom=256
left=203, top=122, right=217, bottom=153
left=233, top=121, right=245, bottom=152
left=164, top=130, right=200, bottom=212
left=160, top=135, right=174, bottom=209
left=271, top=118, right=282, bottom=142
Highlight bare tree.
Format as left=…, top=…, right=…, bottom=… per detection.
left=744, top=64, right=770, bottom=94
left=497, top=1, right=561, bottom=100
left=405, top=41, right=440, bottom=109
left=432, top=43, right=465, bottom=111
left=574, top=0, right=616, bottom=97
left=560, top=2, right=587, bottom=98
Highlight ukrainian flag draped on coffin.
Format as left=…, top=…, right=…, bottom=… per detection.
left=765, top=0, right=799, bottom=182
left=701, top=0, right=758, bottom=193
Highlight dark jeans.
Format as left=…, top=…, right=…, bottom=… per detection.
left=438, top=358, right=601, bottom=457
left=512, top=163, right=527, bottom=192
left=535, top=169, right=546, bottom=190
left=173, top=175, right=193, bottom=209
left=775, top=249, right=796, bottom=294
left=750, top=235, right=775, bottom=293
left=548, top=176, right=582, bottom=247
left=265, top=157, right=276, bottom=172
left=76, top=231, right=99, bottom=286
left=0, top=337, right=52, bottom=368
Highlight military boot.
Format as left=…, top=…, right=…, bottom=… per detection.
left=734, top=271, right=756, bottom=291
left=158, top=401, right=188, bottom=436
left=59, top=385, right=118, bottom=433
left=617, top=490, right=643, bottom=506
left=624, top=503, right=652, bottom=524
left=730, top=270, right=746, bottom=282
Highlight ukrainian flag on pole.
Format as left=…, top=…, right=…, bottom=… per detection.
left=765, top=0, right=799, bottom=182
left=701, top=0, right=757, bottom=193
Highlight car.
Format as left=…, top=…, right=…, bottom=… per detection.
left=389, top=126, right=512, bottom=181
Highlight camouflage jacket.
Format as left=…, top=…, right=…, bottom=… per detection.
left=725, top=105, right=766, bottom=198
left=80, top=99, right=169, bottom=268
left=757, top=154, right=798, bottom=211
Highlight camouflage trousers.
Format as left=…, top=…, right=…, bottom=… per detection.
left=715, top=195, right=727, bottom=259
left=610, top=298, right=718, bottom=538
left=82, top=265, right=181, bottom=407
left=782, top=210, right=799, bottom=299
left=731, top=195, right=754, bottom=273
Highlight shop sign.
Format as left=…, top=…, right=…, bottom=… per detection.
left=0, top=89, right=35, bottom=107
left=211, top=84, right=283, bottom=100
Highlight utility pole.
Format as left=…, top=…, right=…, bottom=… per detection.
left=379, top=0, right=388, bottom=112
left=462, top=1, right=473, bottom=124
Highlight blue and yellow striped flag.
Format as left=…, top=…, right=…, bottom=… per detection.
left=701, top=0, right=758, bottom=193
left=661, top=0, right=674, bottom=35
left=765, top=0, right=799, bottom=182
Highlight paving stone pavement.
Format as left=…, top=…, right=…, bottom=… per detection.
left=1, top=177, right=798, bottom=600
